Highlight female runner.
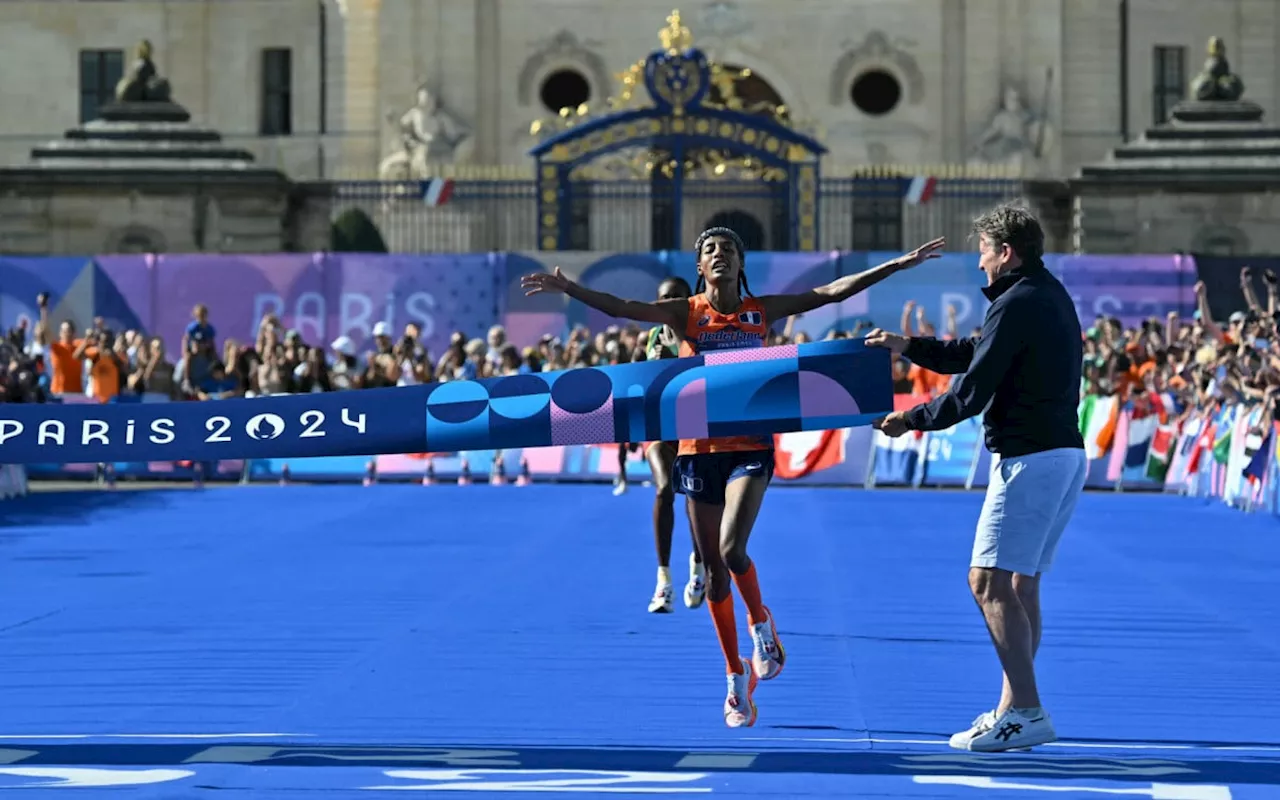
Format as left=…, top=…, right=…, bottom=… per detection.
left=523, top=228, right=944, bottom=727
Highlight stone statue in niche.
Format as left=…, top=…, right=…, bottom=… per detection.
left=378, top=84, right=475, bottom=180
left=114, top=40, right=172, bottom=103
left=968, top=83, right=1054, bottom=175
left=1190, top=36, right=1244, bottom=102
left=866, top=142, right=893, bottom=163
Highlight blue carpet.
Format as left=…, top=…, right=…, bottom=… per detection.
left=0, top=484, right=1275, bottom=798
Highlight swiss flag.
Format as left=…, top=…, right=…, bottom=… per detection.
left=774, top=429, right=844, bottom=480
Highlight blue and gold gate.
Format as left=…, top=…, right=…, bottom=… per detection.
left=529, top=12, right=826, bottom=252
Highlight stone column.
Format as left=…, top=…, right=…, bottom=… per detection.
left=939, top=0, right=966, bottom=163
left=474, top=0, right=500, bottom=165
left=341, top=0, right=382, bottom=179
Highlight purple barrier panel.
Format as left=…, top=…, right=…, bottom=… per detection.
left=152, top=253, right=324, bottom=351
left=1050, top=254, right=1196, bottom=328
left=93, top=255, right=154, bottom=335
left=503, top=252, right=670, bottom=348
left=332, top=253, right=500, bottom=358
left=0, top=257, right=95, bottom=333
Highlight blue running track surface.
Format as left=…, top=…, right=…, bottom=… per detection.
left=0, top=484, right=1276, bottom=799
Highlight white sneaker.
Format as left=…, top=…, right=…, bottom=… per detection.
left=964, top=708, right=1057, bottom=752
left=723, top=657, right=759, bottom=728
left=948, top=709, right=996, bottom=749
left=683, top=555, right=706, bottom=609
left=748, top=606, right=786, bottom=680
left=647, top=582, right=674, bottom=613
left=612, top=479, right=627, bottom=496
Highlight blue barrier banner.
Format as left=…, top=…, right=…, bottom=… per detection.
left=0, top=339, right=891, bottom=465
left=873, top=432, right=924, bottom=487
left=921, top=417, right=984, bottom=486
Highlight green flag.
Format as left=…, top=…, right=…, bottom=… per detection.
left=1078, top=395, right=1095, bottom=437
left=1212, top=430, right=1233, bottom=465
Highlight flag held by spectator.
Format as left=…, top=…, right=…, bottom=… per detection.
left=1079, top=394, right=1119, bottom=460
left=873, top=393, right=930, bottom=486
left=1185, top=416, right=1215, bottom=475
left=1242, top=428, right=1273, bottom=486
left=1145, top=423, right=1176, bottom=482
left=1212, top=428, right=1233, bottom=465
left=773, top=429, right=844, bottom=480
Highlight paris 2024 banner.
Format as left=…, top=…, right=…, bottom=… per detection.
left=0, top=251, right=1199, bottom=362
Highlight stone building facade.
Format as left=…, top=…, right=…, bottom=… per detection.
left=2, top=0, right=1278, bottom=180
left=2, top=0, right=1280, bottom=254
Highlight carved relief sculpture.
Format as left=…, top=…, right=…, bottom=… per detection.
left=1190, top=36, right=1244, bottom=102
left=114, top=40, right=172, bottom=103
left=968, top=79, right=1055, bottom=176
left=378, top=84, right=475, bottom=181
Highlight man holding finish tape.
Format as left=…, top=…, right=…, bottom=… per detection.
left=866, top=205, right=1086, bottom=753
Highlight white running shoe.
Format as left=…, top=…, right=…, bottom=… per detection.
left=723, top=656, right=758, bottom=728
left=683, top=554, right=706, bottom=609
left=748, top=606, right=786, bottom=680
left=612, top=479, right=628, bottom=496
left=647, top=582, right=674, bottom=613
left=948, top=710, right=996, bottom=749
left=964, top=708, right=1057, bottom=752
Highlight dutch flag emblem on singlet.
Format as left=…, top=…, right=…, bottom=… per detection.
left=738, top=310, right=762, bottom=326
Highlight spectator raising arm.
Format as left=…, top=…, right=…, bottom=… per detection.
left=1195, top=281, right=1225, bottom=342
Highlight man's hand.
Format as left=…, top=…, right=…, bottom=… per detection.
left=873, top=410, right=911, bottom=437
left=864, top=327, right=909, bottom=356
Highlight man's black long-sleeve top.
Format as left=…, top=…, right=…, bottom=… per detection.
left=902, top=260, right=1085, bottom=458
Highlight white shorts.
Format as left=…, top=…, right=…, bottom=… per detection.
left=973, top=447, right=1088, bottom=576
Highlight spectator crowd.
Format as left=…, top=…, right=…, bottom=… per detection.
left=882, top=268, right=1277, bottom=425
left=3, top=268, right=1275, bottom=440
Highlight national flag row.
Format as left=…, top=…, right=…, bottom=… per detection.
left=1080, top=392, right=1276, bottom=510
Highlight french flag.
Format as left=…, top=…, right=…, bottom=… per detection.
left=904, top=176, right=937, bottom=206
left=421, top=178, right=454, bottom=207
left=1243, top=428, right=1273, bottom=487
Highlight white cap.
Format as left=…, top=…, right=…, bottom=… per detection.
left=330, top=335, right=355, bottom=356
left=372, top=321, right=391, bottom=337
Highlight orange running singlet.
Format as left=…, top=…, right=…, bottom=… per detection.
left=677, top=294, right=773, bottom=456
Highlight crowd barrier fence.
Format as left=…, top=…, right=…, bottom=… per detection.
left=22, top=394, right=1274, bottom=519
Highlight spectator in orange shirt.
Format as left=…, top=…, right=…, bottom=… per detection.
left=901, top=300, right=956, bottom=397
left=47, top=320, right=84, bottom=396
left=73, top=329, right=125, bottom=403
left=33, top=292, right=84, bottom=397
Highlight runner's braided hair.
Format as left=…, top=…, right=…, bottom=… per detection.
left=692, top=227, right=752, bottom=297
